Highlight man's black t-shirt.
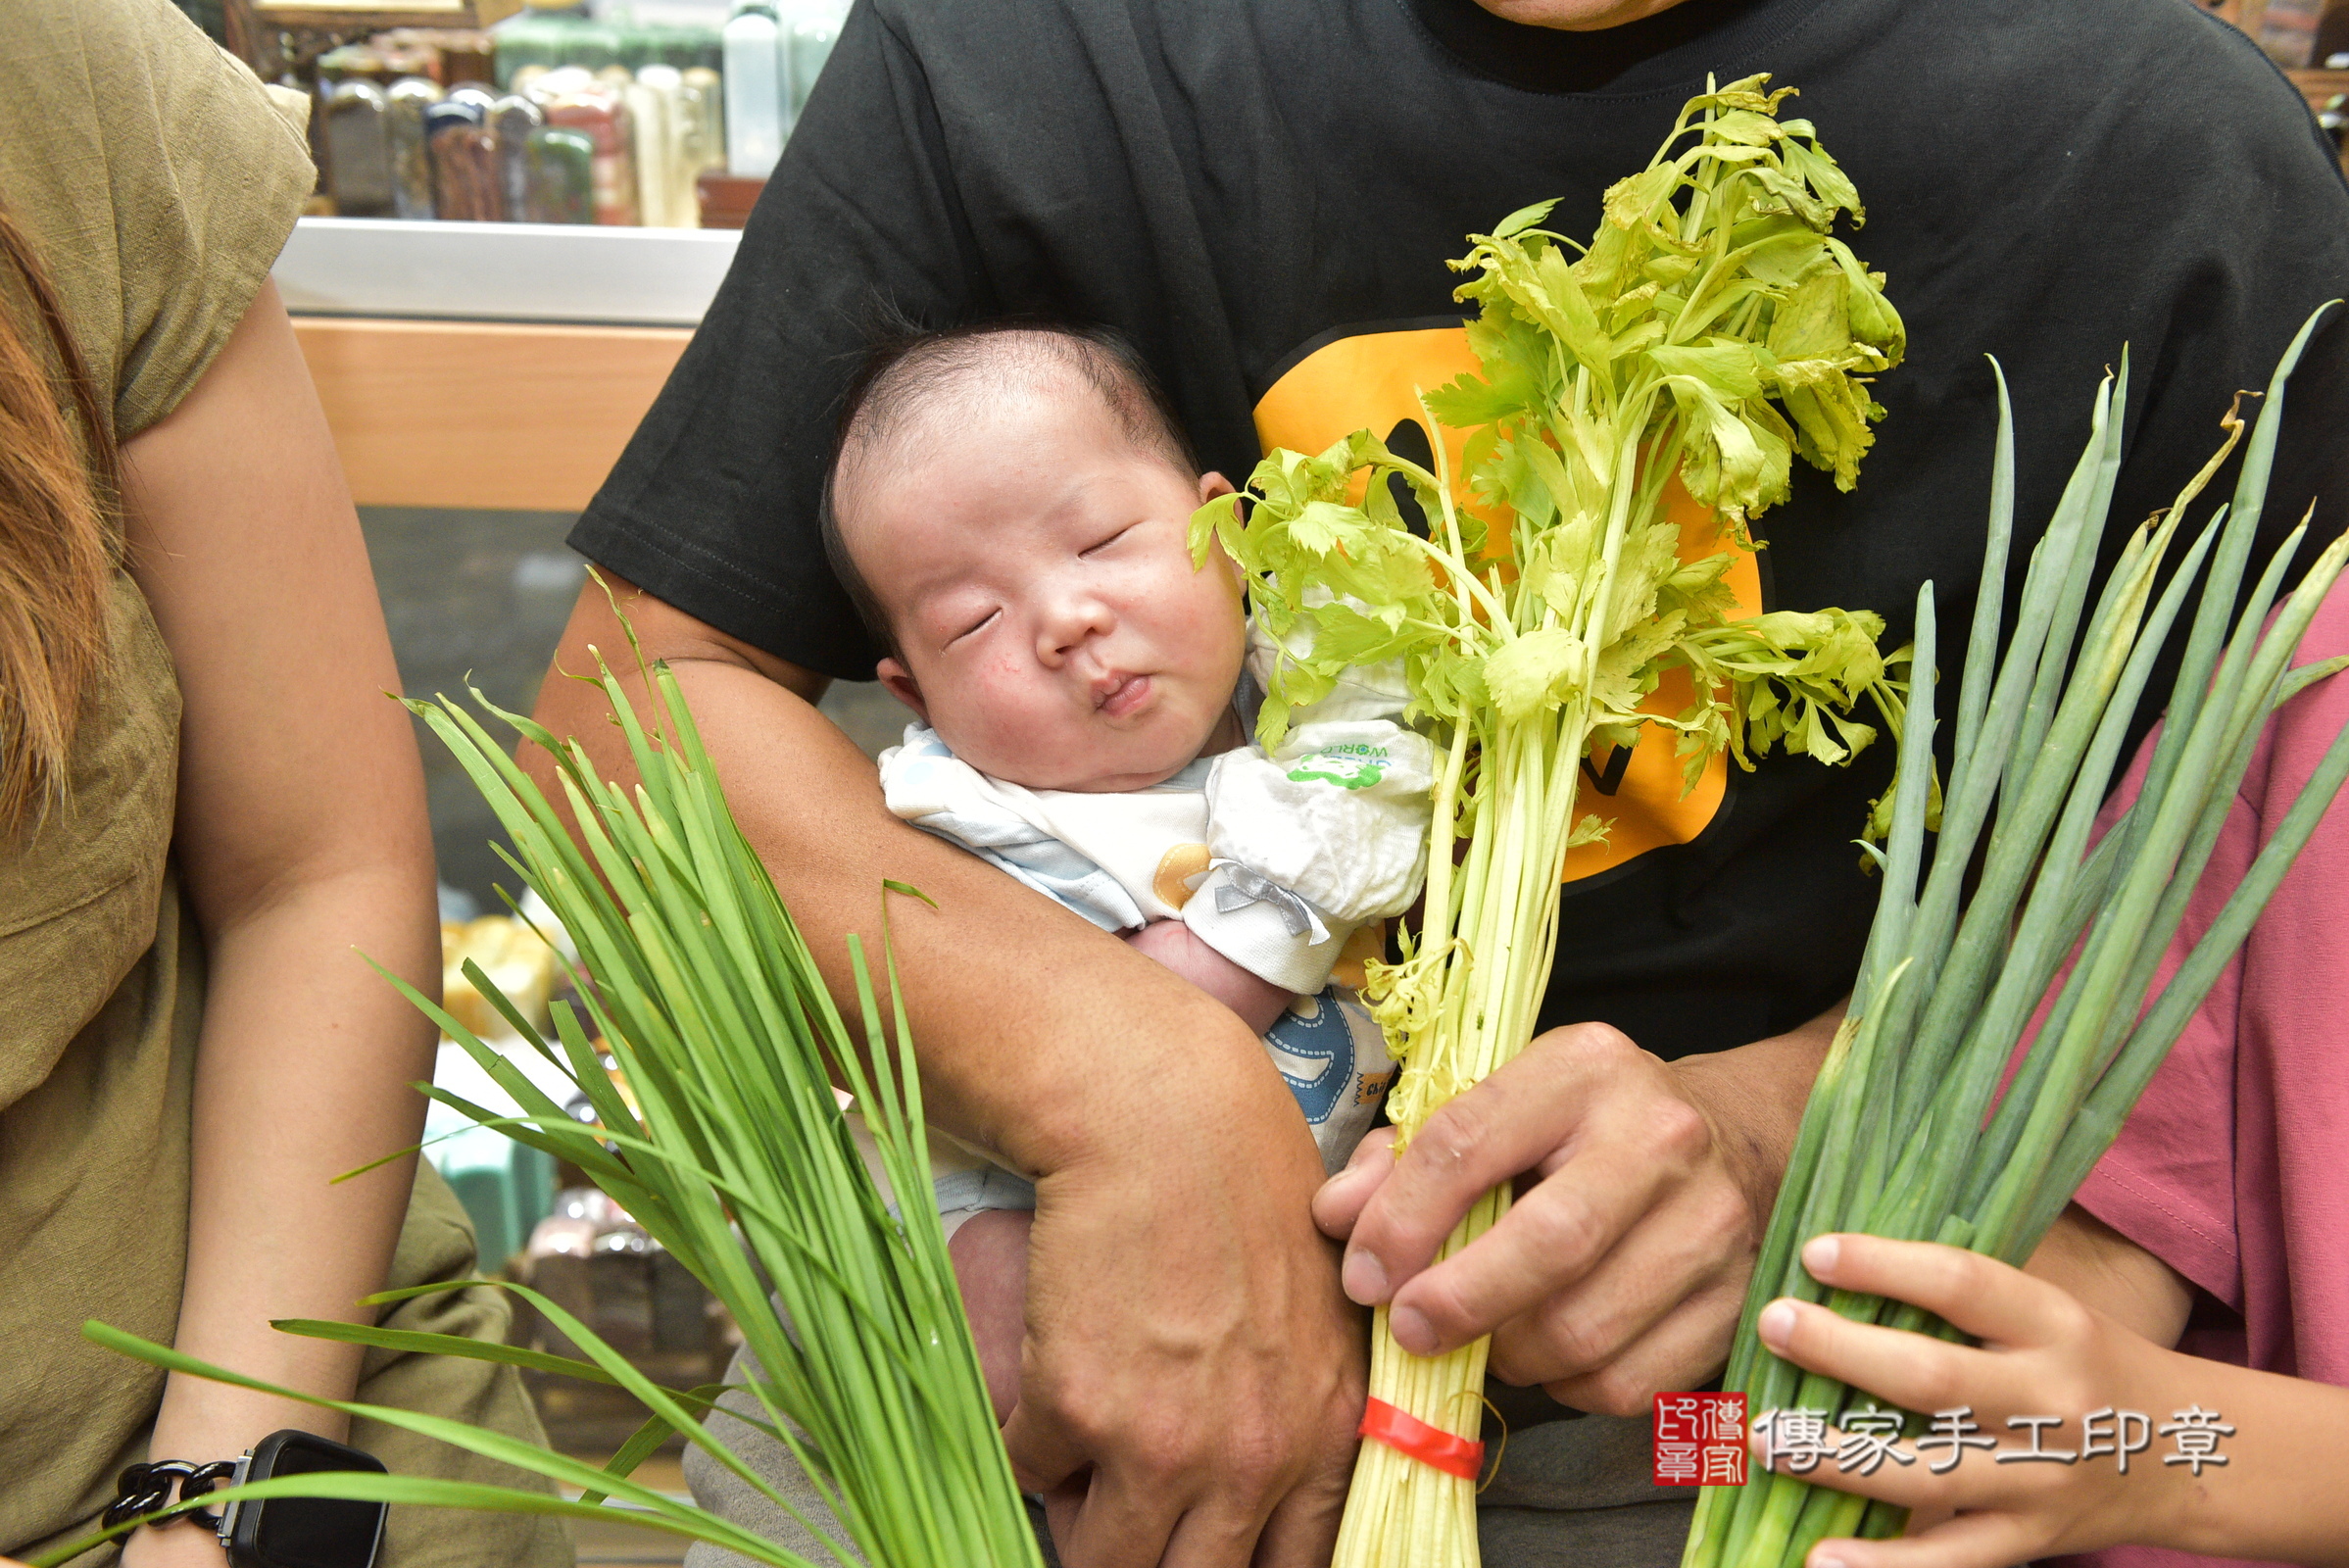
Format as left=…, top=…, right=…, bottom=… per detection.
left=571, top=0, right=2349, bottom=1061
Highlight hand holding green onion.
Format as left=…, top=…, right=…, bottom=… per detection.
left=1752, top=1232, right=2349, bottom=1568
left=1682, top=297, right=2349, bottom=1568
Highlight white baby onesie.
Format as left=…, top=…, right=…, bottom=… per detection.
left=876, top=623, right=1436, bottom=1174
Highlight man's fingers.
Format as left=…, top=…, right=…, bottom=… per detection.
left=1052, top=1467, right=1193, bottom=1568
left=1342, top=1023, right=1641, bottom=1304
left=1807, top=1509, right=2044, bottom=1568
left=1801, top=1234, right=2080, bottom=1348
left=1157, top=1494, right=1279, bottom=1568
left=1001, top=1395, right=1093, bottom=1496
left=1312, top=1127, right=1396, bottom=1243
left=1038, top=1477, right=1090, bottom=1562
left=1386, top=1137, right=1682, bottom=1356
left=1527, top=1275, right=1748, bottom=1415
left=1248, top=1455, right=1351, bottom=1568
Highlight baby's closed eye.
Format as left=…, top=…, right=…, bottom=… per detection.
left=948, top=607, right=1001, bottom=644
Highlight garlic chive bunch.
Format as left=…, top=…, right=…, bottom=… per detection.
left=51, top=644, right=1043, bottom=1568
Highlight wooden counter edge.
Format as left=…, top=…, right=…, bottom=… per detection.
left=293, top=316, right=692, bottom=514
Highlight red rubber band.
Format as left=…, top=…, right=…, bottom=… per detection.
left=1359, top=1396, right=1486, bottom=1481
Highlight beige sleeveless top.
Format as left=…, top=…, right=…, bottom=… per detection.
left=0, top=0, right=314, bottom=1544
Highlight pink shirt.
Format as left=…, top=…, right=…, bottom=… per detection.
left=2053, top=581, right=2349, bottom=1568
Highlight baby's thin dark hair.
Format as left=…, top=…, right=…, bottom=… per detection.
left=819, top=318, right=1199, bottom=662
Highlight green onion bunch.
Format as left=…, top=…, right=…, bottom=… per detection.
left=1685, top=306, right=2349, bottom=1568
left=45, top=645, right=1042, bottom=1568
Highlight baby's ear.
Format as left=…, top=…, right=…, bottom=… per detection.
left=1196, top=471, right=1247, bottom=584
left=876, top=658, right=930, bottom=720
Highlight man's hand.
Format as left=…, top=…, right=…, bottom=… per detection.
left=1008, top=1139, right=1364, bottom=1567
left=530, top=576, right=1363, bottom=1567
left=1311, top=1007, right=1840, bottom=1414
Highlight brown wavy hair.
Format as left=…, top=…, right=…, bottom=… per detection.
left=0, top=203, right=117, bottom=836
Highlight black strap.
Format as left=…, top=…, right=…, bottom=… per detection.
left=104, top=1459, right=238, bottom=1532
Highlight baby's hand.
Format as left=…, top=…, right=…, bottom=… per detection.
left=1751, top=1233, right=2193, bottom=1568
left=1125, top=919, right=1294, bottom=1036
left=947, top=1207, right=1032, bottom=1427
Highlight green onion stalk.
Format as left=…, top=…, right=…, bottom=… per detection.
left=1683, top=305, right=2349, bottom=1568
left=38, top=641, right=1043, bottom=1568
left=1192, top=76, right=1911, bottom=1568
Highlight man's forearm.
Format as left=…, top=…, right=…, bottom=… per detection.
left=527, top=588, right=1312, bottom=1176
left=1678, top=1004, right=2199, bottom=1351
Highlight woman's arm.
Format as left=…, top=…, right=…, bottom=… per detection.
left=1754, top=1233, right=2349, bottom=1568
left=118, top=280, right=439, bottom=1565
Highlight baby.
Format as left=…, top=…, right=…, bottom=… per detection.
left=822, top=321, right=1432, bottom=1417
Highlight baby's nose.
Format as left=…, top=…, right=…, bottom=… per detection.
left=1037, top=590, right=1114, bottom=660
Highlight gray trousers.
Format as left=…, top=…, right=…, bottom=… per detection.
left=682, top=1347, right=1693, bottom=1568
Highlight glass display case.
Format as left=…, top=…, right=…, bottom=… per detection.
left=278, top=216, right=903, bottom=914
left=221, top=0, right=844, bottom=229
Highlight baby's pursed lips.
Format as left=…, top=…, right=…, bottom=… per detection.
left=1092, top=670, right=1150, bottom=714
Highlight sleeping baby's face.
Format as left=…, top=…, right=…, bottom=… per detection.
left=843, top=373, right=1247, bottom=793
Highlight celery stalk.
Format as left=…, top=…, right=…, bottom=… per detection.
left=1197, top=76, right=1912, bottom=1568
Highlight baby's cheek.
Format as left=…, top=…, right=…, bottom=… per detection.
left=1179, top=583, right=1249, bottom=682
left=939, top=679, right=1093, bottom=781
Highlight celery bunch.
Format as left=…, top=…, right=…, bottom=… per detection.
left=1688, top=312, right=2349, bottom=1568
left=46, top=649, right=1042, bottom=1568
left=1193, top=77, right=1908, bottom=1568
